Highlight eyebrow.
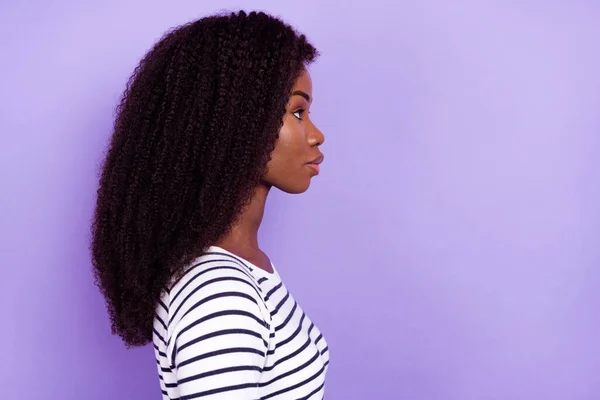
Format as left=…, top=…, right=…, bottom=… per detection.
left=291, top=90, right=311, bottom=103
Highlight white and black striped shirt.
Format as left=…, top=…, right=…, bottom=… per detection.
left=152, top=246, right=330, bottom=399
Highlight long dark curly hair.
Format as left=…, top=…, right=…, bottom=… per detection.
left=91, top=10, right=318, bottom=347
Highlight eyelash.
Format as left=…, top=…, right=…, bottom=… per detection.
left=293, top=109, right=307, bottom=121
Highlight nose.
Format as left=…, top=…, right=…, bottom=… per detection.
left=308, top=120, right=325, bottom=147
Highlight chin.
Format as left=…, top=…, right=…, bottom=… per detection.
left=276, top=180, right=311, bottom=194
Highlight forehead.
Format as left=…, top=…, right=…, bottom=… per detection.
left=292, top=69, right=312, bottom=93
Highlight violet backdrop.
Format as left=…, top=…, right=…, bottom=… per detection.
left=1, top=0, right=599, bottom=399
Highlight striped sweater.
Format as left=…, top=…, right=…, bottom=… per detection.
left=152, top=246, right=330, bottom=399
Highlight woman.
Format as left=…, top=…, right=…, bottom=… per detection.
left=91, top=10, right=329, bottom=400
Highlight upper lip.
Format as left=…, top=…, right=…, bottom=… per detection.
left=307, top=154, right=325, bottom=165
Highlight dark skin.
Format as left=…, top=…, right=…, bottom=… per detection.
left=216, top=69, right=325, bottom=272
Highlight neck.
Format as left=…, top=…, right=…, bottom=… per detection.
left=217, top=184, right=270, bottom=251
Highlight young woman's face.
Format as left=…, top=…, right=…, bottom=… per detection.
left=262, top=69, right=325, bottom=194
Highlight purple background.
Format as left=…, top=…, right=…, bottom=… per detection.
left=1, top=1, right=599, bottom=399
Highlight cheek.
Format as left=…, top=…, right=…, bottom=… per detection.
left=281, top=117, right=306, bottom=149
left=272, top=121, right=302, bottom=164
left=263, top=121, right=307, bottom=187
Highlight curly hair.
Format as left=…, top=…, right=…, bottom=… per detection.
left=91, top=10, right=318, bottom=347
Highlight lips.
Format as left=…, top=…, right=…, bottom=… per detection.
left=307, top=154, right=324, bottom=165
left=306, top=154, right=324, bottom=175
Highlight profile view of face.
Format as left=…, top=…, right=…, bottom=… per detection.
left=262, top=69, right=326, bottom=194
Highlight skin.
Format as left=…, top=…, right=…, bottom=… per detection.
left=215, top=69, right=325, bottom=272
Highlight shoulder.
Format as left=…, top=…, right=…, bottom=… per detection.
left=162, top=253, right=272, bottom=367
left=165, top=252, right=270, bottom=334
left=171, top=252, right=261, bottom=297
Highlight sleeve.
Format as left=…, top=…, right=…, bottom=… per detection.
left=167, top=270, right=271, bottom=399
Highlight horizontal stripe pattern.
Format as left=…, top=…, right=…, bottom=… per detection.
left=153, top=247, right=330, bottom=399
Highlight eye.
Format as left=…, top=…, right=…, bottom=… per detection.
left=292, top=109, right=305, bottom=120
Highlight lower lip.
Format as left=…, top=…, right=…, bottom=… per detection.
left=306, top=163, right=320, bottom=174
